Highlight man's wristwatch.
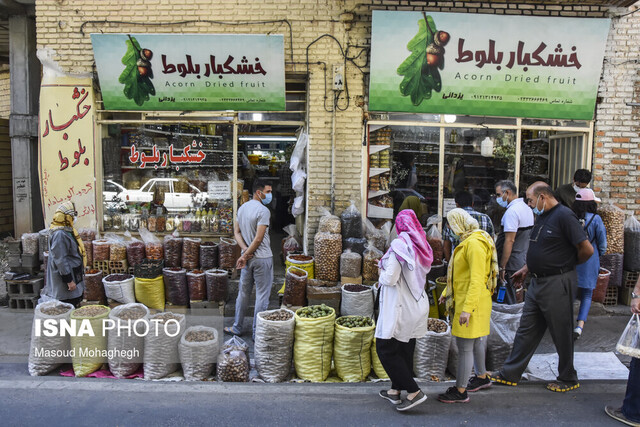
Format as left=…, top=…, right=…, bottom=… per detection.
left=632, top=292, right=640, bottom=299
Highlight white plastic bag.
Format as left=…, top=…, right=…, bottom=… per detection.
left=340, top=284, right=374, bottom=318
left=291, top=169, right=307, bottom=193
left=616, top=314, right=640, bottom=358
left=254, top=309, right=295, bottom=383
left=292, top=194, right=305, bottom=217
left=102, top=274, right=136, bottom=304
left=289, top=130, right=308, bottom=172
left=28, top=301, right=74, bottom=376
left=179, top=326, right=219, bottom=381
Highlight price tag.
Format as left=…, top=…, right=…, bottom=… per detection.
left=443, top=198, right=457, bottom=216
left=208, top=181, right=231, bottom=200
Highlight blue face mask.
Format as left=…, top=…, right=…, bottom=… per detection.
left=496, top=191, right=508, bottom=208
left=260, top=191, right=272, bottom=205
left=532, top=195, right=545, bottom=216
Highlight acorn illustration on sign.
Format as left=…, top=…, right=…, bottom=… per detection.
left=118, top=35, right=156, bottom=106
left=398, top=13, right=449, bottom=106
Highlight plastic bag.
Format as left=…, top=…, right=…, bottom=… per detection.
left=293, top=306, right=336, bottom=382
left=601, top=253, right=624, bottom=288
left=92, top=239, right=110, bottom=262
left=426, top=215, right=444, bottom=265
left=182, top=237, right=201, bottom=270
left=289, top=130, right=308, bottom=172
left=70, top=305, right=110, bottom=377
left=282, top=225, right=302, bottom=260
left=21, top=232, right=39, bottom=255
left=255, top=309, right=296, bottom=383
left=363, top=243, right=383, bottom=281
left=205, top=269, right=228, bottom=302
left=83, top=269, right=105, bottom=302
left=187, top=270, right=206, bottom=302
left=341, top=284, right=374, bottom=318
left=179, top=326, right=219, bottom=381
left=371, top=338, right=389, bottom=380
left=102, top=274, right=136, bottom=304
left=292, top=169, right=307, bottom=193
left=139, top=227, right=163, bottom=260
left=343, top=237, right=368, bottom=256
left=218, top=336, right=250, bottom=382
left=126, top=239, right=146, bottom=267
left=143, top=312, right=186, bottom=380
left=616, top=314, right=640, bottom=358
left=38, top=229, right=50, bottom=261
left=200, top=242, right=219, bottom=270
left=486, top=302, right=523, bottom=372
left=28, top=301, right=74, bottom=376
left=163, top=233, right=183, bottom=268
left=333, top=317, right=374, bottom=382
left=624, top=216, right=640, bottom=271
left=340, top=250, right=362, bottom=278
left=104, top=233, right=127, bottom=262
left=413, top=319, right=451, bottom=381
left=365, top=219, right=388, bottom=253
left=284, top=266, right=308, bottom=307
left=108, top=303, right=149, bottom=378
left=317, top=207, right=341, bottom=234
left=134, top=276, right=165, bottom=310
left=292, top=194, right=305, bottom=217
left=341, top=201, right=363, bottom=240
left=314, top=232, right=342, bottom=282
left=163, top=267, right=189, bottom=306
left=218, top=237, right=240, bottom=269
left=598, top=204, right=625, bottom=255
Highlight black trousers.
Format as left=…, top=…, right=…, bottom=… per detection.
left=500, top=270, right=578, bottom=384
left=376, top=337, right=419, bottom=393
left=61, top=296, right=83, bottom=308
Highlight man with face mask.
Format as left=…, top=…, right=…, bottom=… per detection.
left=555, top=169, right=592, bottom=209
left=225, top=179, right=274, bottom=338
left=493, top=180, right=534, bottom=304
left=490, top=182, right=593, bottom=393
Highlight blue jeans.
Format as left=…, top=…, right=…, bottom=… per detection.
left=576, top=288, right=593, bottom=323
left=622, top=357, right=640, bottom=422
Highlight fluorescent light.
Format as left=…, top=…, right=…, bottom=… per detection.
left=444, top=114, right=457, bottom=123
left=252, top=113, right=263, bottom=121
left=238, top=136, right=298, bottom=141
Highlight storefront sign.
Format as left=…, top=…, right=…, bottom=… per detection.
left=91, top=34, right=286, bottom=111
left=208, top=181, right=231, bottom=200
left=38, top=77, right=97, bottom=229
left=128, top=143, right=206, bottom=171
left=370, top=11, right=610, bottom=120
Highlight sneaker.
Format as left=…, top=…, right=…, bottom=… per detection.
left=604, top=406, right=640, bottom=427
left=438, top=386, right=470, bottom=403
left=379, top=390, right=401, bottom=405
left=573, top=326, right=582, bottom=341
left=467, top=375, right=492, bottom=392
left=396, top=390, right=427, bottom=411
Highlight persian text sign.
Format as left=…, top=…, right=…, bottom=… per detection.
left=38, top=77, right=97, bottom=229
left=370, top=11, right=610, bottom=120
left=91, top=34, right=286, bottom=111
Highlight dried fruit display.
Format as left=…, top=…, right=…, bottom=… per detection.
left=93, top=240, right=110, bottom=262
left=114, top=306, right=147, bottom=320
left=218, top=237, right=240, bottom=269
left=110, top=243, right=127, bottom=262
left=84, top=269, right=105, bottom=302
left=200, top=242, right=219, bottom=270
left=182, top=238, right=201, bottom=270
left=205, top=269, right=228, bottom=302
left=145, top=242, right=164, bottom=260
left=164, top=237, right=183, bottom=268
left=187, top=270, right=206, bottom=301
left=163, top=267, right=189, bottom=306
left=83, top=240, right=93, bottom=267
left=126, top=241, right=145, bottom=267
left=314, top=232, right=342, bottom=282
left=283, top=267, right=308, bottom=307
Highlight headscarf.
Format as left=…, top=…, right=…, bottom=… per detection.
left=50, top=201, right=87, bottom=267
left=379, top=209, right=433, bottom=301
left=444, top=208, right=498, bottom=316
left=399, top=196, right=423, bottom=220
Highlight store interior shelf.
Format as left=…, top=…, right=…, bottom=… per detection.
left=368, top=189, right=390, bottom=199
left=135, top=128, right=223, bottom=139
left=369, top=167, right=390, bottom=177
left=367, top=203, right=394, bottom=219
left=393, top=140, right=439, bottom=146
left=369, top=144, right=390, bottom=155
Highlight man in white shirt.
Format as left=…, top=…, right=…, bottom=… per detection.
left=494, top=180, right=534, bottom=304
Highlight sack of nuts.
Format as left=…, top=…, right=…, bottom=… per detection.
left=70, top=305, right=111, bottom=377
left=255, top=309, right=295, bottom=383
left=314, top=232, right=342, bottom=282
left=143, top=312, right=186, bottom=380
left=28, top=301, right=75, bottom=376
left=363, top=243, right=383, bottom=282
left=218, top=336, right=250, bottom=382
left=179, top=326, right=219, bottom=381
left=318, top=207, right=341, bottom=234
left=107, top=303, right=149, bottom=378
left=163, top=235, right=183, bottom=268
left=413, top=318, right=451, bottom=381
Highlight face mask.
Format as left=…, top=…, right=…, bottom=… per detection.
left=532, top=195, right=545, bottom=216
left=496, top=191, right=508, bottom=208
left=260, top=191, right=272, bottom=205
left=572, top=184, right=582, bottom=193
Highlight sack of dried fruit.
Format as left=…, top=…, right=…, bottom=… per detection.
left=218, top=336, right=250, bottom=382
left=370, top=338, right=389, bottom=380
left=178, top=326, right=219, bottom=381
left=28, top=300, right=75, bottom=376
left=283, top=266, right=308, bottom=307
left=134, top=276, right=165, bottom=310
left=413, top=318, right=451, bottom=381
left=163, top=267, right=189, bottom=306
left=340, top=284, right=374, bottom=318
left=293, top=305, right=336, bottom=382
left=102, top=273, right=135, bottom=304
left=486, top=302, right=523, bottom=372
left=333, top=316, right=375, bottom=382
left=70, top=305, right=111, bottom=377
left=143, top=312, right=186, bottom=380
left=255, top=309, right=296, bottom=383
left=107, top=303, right=149, bottom=378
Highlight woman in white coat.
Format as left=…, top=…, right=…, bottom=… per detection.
left=375, top=209, right=433, bottom=411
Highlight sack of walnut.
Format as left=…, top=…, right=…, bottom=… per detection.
left=218, top=336, right=250, bottom=382
left=255, top=309, right=295, bottom=383
left=143, top=312, right=186, bottom=380
left=598, top=204, right=625, bottom=255
left=218, top=237, right=240, bottom=269
left=179, top=326, right=219, bottom=381
left=182, top=237, right=201, bottom=270
left=28, top=301, right=75, bottom=376
left=363, top=243, right=383, bottom=281
left=283, top=266, right=308, bottom=307
left=163, top=267, right=189, bottom=306
left=413, top=318, right=451, bottom=381
left=340, top=284, right=374, bottom=318
left=163, top=235, right=183, bottom=268
left=340, top=250, right=362, bottom=278
left=205, top=269, right=228, bottom=302
left=200, top=242, right=219, bottom=270
left=107, top=303, right=149, bottom=378
left=70, top=305, right=111, bottom=377
left=318, top=207, right=341, bottom=234
left=187, top=270, right=207, bottom=302
left=126, top=240, right=145, bottom=267
left=314, top=232, right=342, bottom=282
left=83, top=269, right=105, bottom=302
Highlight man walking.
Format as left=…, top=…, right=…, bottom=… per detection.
left=489, top=182, right=593, bottom=392
left=443, top=191, right=494, bottom=263
left=224, top=179, right=274, bottom=338
left=494, top=180, right=534, bottom=304
left=555, top=168, right=592, bottom=209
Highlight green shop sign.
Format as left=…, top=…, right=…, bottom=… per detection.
left=369, top=11, right=610, bottom=120
left=91, top=34, right=285, bottom=111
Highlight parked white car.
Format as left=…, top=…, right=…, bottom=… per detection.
left=103, top=179, right=127, bottom=210
left=121, top=178, right=208, bottom=211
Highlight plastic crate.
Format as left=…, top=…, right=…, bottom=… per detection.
left=623, top=270, right=639, bottom=289
left=604, top=286, right=618, bottom=306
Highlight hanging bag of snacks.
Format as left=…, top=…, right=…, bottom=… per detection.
left=179, top=326, right=219, bottom=381
left=108, top=303, right=149, bottom=378
left=205, top=269, right=228, bottom=302
left=182, top=237, right=202, bottom=270
left=333, top=316, right=375, bottom=382
left=293, top=305, right=336, bottom=382
left=413, top=318, right=451, bottom=381
left=143, top=312, right=186, bottom=380
left=340, top=284, right=374, bottom=318
left=28, top=301, right=75, bottom=376
left=70, top=305, right=111, bottom=377
left=254, top=309, right=296, bottom=383
left=163, top=267, right=189, bottom=306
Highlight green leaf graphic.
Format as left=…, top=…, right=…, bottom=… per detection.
left=118, top=36, right=155, bottom=106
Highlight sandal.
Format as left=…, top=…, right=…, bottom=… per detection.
left=223, top=326, right=241, bottom=336
left=488, top=372, right=518, bottom=387
left=547, top=382, right=580, bottom=393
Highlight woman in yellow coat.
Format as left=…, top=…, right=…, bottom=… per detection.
left=438, top=208, right=498, bottom=403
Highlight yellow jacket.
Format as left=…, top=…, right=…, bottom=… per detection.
left=448, top=233, right=493, bottom=339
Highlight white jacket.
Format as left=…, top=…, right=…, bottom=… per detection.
left=374, top=254, right=429, bottom=342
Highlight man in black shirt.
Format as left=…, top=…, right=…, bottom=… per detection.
left=490, top=182, right=594, bottom=392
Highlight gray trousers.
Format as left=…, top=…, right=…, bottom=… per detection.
left=500, top=270, right=578, bottom=384
left=456, top=336, right=487, bottom=389
left=232, top=257, right=273, bottom=337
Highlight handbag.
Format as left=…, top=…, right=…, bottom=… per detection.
left=616, top=314, right=640, bottom=358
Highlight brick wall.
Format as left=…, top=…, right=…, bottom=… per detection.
left=0, top=71, right=9, bottom=120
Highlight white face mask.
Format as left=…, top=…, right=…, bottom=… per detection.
left=573, top=184, right=582, bottom=193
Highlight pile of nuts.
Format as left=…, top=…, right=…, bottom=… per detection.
left=314, top=232, right=342, bottom=282
left=297, top=304, right=334, bottom=319
left=73, top=306, right=109, bottom=318
left=41, top=304, right=71, bottom=316
left=182, top=238, right=201, bottom=270
left=145, top=242, right=164, bottom=260
left=115, top=306, right=147, bottom=320
left=152, top=312, right=182, bottom=323
left=318, top=214, right=341, bottom=234
left=598, top=204, right=625, bottom=254
left=185, top=330, right=215, bottom=342
left=428, top=318, right=448, bottom=333
left=261, top=310, right=294, bottom=321
left=336, top=315, right=373, bottom=328
left=164, top=237, right=183, bottom=268
left=217, top=351, right=249, bottom=382
left=109, top=243, right=127, bottom=262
